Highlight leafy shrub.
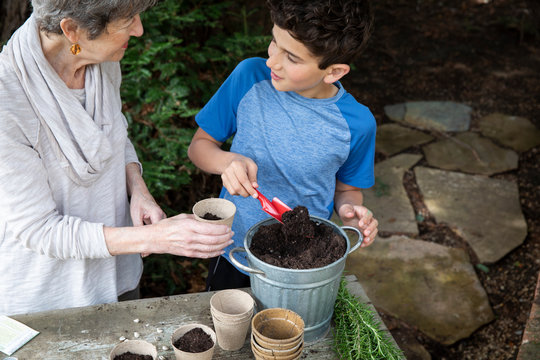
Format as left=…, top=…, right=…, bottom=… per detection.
left=121, top=0, right=270, bottom=215
left=121, top=0, right=270, bottom=296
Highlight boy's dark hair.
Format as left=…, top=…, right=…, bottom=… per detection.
left=267, top=0, right=373, bottom=69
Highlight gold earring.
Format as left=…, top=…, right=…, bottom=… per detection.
left=70, top=43, right=81, bottom=55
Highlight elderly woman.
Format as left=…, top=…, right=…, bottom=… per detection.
left=0, top=0, right=233, bottom=316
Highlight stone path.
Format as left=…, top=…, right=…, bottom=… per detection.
left=343, top=101, right=540, bottom=359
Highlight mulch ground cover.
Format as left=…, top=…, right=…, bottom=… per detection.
left=143, top=1, right=539, bottom=359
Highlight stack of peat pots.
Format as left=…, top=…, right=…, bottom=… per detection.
left=210, top=289, right=254, bottom=351
left=250, top=308, right=305, bottom=360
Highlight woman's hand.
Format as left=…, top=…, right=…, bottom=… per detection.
left=130, top=190, right=166, bottom=227
left=152, top=214, right=234, bottom=258
left=221, top=154, right=259, bottom=198
left=337, top=204, right=378, bottom=247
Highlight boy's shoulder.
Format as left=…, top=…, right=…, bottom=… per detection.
left=336, top=87, right=377, bottom=131
left=231, top=57, right=270, bottom=82
left=338, top=87, right=375, bottom=116
left=236, top=57, right=267, bottom=71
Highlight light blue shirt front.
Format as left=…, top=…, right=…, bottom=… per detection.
left=196, top=58, right=376, bottom=272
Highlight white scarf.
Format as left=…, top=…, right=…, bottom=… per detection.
left=6, top=15, right=115, bottom=186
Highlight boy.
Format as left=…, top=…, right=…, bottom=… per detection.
left=188, top=0, right=378, bottom=290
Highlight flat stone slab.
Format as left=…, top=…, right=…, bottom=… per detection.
left=346, top=235, right=494, bottom=345
left=384, top=101, right=472, bottom=132
left=376, top=123, right=434, bottom=156
left=478, top=113, right=540, bottom=152
left=362, top=154, right=422, bottom=235
left=517, top=273, right=540, bottom=360
left=423, top=132, right=518, bottom=175
left=414, top=167, right=527, bottom=263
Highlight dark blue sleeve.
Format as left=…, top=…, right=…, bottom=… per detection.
left=336, top=94, right=376, bottom=189
left=195, top=58, right=269, bottom=142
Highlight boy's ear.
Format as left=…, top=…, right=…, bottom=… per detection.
left=60, top=18, right=82, bottom=43
left=323, top=64, right=350, bottom=83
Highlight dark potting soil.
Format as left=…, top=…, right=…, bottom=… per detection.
left=173, top=327, right=214, bottom=353
left=250, top=206, right=346, bottom=269
left=202, top=212, right=222, bottom=220
left=113, top=353, right=153, bottom=360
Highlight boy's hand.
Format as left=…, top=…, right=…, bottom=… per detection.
left=221, top=154, right=259, bottom=197
left=338, top=204, right=378, bottom=247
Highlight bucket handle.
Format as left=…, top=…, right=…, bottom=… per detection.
left=341, top=226, right=364, bottom=254
left=229, top=247, right=266, bottom=276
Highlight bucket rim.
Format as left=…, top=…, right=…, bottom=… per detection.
left=242, top=215, right=351, bottom=274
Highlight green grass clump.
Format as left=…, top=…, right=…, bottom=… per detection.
left=333, top=277, right=404, bottom=360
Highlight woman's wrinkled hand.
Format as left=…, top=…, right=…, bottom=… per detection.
left=152, top=214, right=234, bottom=258
left=129, top=190, right=166, bottom=257
left=129, top=190, right=166, bottom=227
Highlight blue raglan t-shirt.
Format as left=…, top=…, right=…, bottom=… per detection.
left=195, top=57, right=376, bottom=272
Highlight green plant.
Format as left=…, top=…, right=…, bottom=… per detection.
left=333, top=277, right=404, bottom=360
left=121, top=0, right=271, bottom=296
left=121, top=0, right=270, bottom=215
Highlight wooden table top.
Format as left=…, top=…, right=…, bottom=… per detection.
left=6, top=275, right=396, bottom=359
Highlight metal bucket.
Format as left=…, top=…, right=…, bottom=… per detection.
left=229, top=216, right=363, bottom=343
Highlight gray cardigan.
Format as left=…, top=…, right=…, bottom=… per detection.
left=0, top=16, right=142, bottom=315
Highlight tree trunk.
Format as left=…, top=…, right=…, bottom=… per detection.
left=1, top=0, right=29, bottom=43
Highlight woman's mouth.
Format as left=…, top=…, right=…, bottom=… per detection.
left=270, top=71, right=282, bottom=81
left=122, top=42, right=129, bottom=49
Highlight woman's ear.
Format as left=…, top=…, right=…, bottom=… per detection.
left=59, top=18, right=81, bottom=43
left=323, top=64, right=351, bottom=84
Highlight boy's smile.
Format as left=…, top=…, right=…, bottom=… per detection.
left=266, top=25, right=340, bottom=99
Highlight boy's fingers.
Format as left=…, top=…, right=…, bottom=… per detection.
left=339, top=204, right=355, bottom=218
left=246, top=160, right=258, bottom=183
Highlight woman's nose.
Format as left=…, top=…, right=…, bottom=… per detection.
left=131, top=14, right=144, bottom=37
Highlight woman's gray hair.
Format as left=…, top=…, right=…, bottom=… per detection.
left=31, top=0, right=157, bottom=39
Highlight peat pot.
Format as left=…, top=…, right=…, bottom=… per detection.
left=230, top=216, right=363, bottom=343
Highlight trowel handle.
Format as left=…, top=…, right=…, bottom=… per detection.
left=341, top=226, right=364, bottom=254
left=229, top=247, right=266, bottom=276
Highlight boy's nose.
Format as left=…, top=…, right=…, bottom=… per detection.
left=266, top=53, right=281, bottom=70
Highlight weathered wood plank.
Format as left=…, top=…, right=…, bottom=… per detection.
left=8, top=275, right=393, bottom=359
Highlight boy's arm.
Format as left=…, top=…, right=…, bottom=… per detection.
left=188, top=127, right=259, bottom=197
left=334, top=180, right=378, bottom=247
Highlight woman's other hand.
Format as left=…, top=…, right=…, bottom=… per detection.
left=130, top=190, right=166, bottom=226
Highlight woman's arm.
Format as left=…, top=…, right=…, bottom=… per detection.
left=125, top=162, right=166, bottom=226
left=103, top=214, right=233, bottom=258
left=0, top=119, right=233, bottom=260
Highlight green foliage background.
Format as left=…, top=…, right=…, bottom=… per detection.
left=120, top=0, right=270, bottom=295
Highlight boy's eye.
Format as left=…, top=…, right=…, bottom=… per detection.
left=287, top=55, right=297, bottom=63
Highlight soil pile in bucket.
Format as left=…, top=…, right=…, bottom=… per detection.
left=249, top=206, right=346, bottom=269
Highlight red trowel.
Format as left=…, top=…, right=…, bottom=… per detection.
left=255, top=189, right=292, bottom=223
